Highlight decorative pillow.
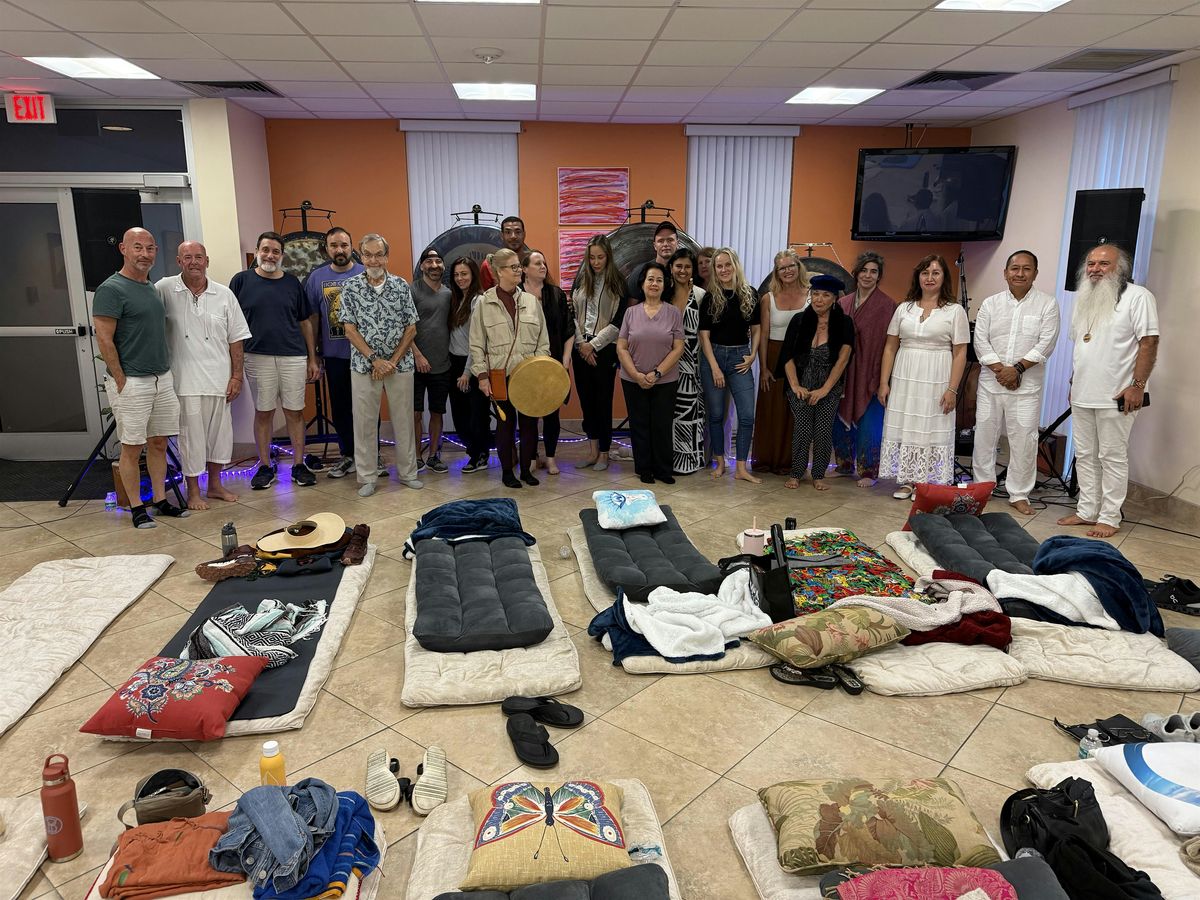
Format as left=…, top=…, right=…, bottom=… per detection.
left=745, top=607, right=909, bottom=669
left=1094, top=743, right=1200, bottom=836
left=903, top=481, right=995, bottom=530
left=80, top=656, right=268, bottom=741
left=758, top=777, right=1001, bottom=875
left=592, top=490, right=666, bottom=530
left=461, top=781, right=630, bottom=892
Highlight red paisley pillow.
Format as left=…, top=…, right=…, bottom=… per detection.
left=80, top=656, right=268, bottom=741
left=903, top=482, right=995, bottom=531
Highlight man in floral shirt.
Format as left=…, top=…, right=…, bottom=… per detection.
left=338, top=233, right=423, bottom=496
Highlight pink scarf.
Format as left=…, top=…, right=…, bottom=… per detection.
left=837, top=867, right=1017, bottom=899
left=837, top=287, right=895, bottom=427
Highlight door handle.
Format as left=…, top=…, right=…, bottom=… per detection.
left=77, top=324, right=88, bottom=337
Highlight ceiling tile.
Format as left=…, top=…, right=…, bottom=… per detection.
left=266, top=80, right=367, bottom=98
left=690, top=102, right=775, bottom=117
left=615, top=100, right=697, bottom=115
left=242, top=60, right=347, bottom=81
left=85, top=79, right=198, bottom=98
left=1060, top=0, right=1193, bottom=11
left=0, top=1, right=56, bottom=31
left=298, top=98, right=382, bottom=113
left=845, top=43, right=974, bottom=70
left=546, top=0, right=673, bottom=5
left=459, top=100, right=538, bottom=115
left=233, top=98, right=308, bottom=113
left=545, top=5, right=670, bottom=39
left=941, top=90, right=1052, bottom=107
left=378, top=99, right=462, bottom=114
left=540, top=85, right=627, bottom=101
left=722, top=66, right=827, bottom=88
left=885, top=11, right=1034, bottom=45
left=80, top=32, right=224, bottom=60
left=633, top=66, right=733, bottom=86
left=431, top=37, right=539, bottom=64
left=0, top=75, right=113, bottom=97
left=284, top=2, right=421, bottom=37
left=319, top=35, right=434, bottom=62
left=8, top=0, right=181, bottom=33
left=541, top=65, right=637, bottom=85
left=833, top=105, right=930, bottom=119
left=623, top=85, right=711, bottom=102
left=441, top=62, right=538, bottom=82
left=649, top=40, right=757, bottom=66
left=150, top=2, right=300, bottom=34
left=0, top=55, right=55, bottom=77
left=872, top=88, right=968, bottom=105
left=659, top=7, right=793, bottom=41
left=816, top=69, right=923, bottom=88
left=774, top=9, right=919, bottom=43
left=419, top=4, right=542, bottom=38
left=611, top=114, right=683, bottom=123
left=539, top=114, right=613, bottom=122
left=944, top=45, right=1076, bottom=72
left=543, top=39, right=650, bottom=65
left=703, top=86, right=800, bottom=103
left=981, top=71, right=1098, bottom=90
left=1094, top=15, right=1200, bottom=49
left=992, top=14, right=1154, bottom=46
left=915, top=105, right=1000, bottom=118
left=538, top=99, right=619, bottom=115
left=0, top=31, right=108, bottom=56
left=342, top=62, right=444, bottom=82
left=805, top=0, right=932, bottom=6
left=361, top=82, right=456, bottom=100
left=747, top=42, right=867, bottom=68
left=130, top=59, right=255, bottom=81
left=200, top=34, right=330, bottom=60
left=311, top=110, right=389, bottom=119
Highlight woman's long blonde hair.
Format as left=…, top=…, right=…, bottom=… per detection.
left=706, top=247, right=757, bottom=321
left=767, top=249, right=810, bottom=298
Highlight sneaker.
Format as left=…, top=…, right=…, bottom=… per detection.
left=609, top=446, right=634, bottom=462
left=364, top=749, right=401, bottom=812
left=151, top=499, right=190, bottom=518
left=1141, top=713, right=1195, bottom=742
left=358, top=482, right=377, bottom=498
left=402, top=479, right=424, bottom=490
left=251, top=464, right=276, bottom=490
left=461, top=457, right=482, bottom=474
left=1150, top=576, right=1200, bottom=616
left=426, top=454, right=448, bottom=474
left=327, top=456, right=355, bottom=479
left=377, top=456, right=388, bottom=477
left=303, top=453, right=327, bottom=473
left=291, top=463, right=317, bottom=487
left=411, top=746, right=448, bottom=816
left=416, top=456, right=426, bottom=472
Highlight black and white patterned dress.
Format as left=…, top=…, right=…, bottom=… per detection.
left=672, top=286, right=706, bottom=474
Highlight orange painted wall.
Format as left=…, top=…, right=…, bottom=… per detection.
left=789, top=126, right=972, bottom=301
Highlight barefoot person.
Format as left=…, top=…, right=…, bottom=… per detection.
left=158, top=241, right=250, bottom=509
left=1057, top=244, right=1159, bottom=538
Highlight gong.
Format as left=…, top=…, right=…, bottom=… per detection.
left=414, top=223, right=505, bottom=287
left=507, top=356, right=571, bottom=418
left=569, top=221, right=702, bottom=289
left=280, top=230, right=329, bottom=280
left=757, top=254, right=853, bottom=297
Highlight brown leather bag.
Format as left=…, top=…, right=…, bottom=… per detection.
left=117, top=769, right=211, bottom=828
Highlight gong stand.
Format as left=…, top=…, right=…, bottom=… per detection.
left=625, top=201, right=679, bottom=225
left=279, top=199, right=336, bottom=234
left=451, top=204, right=504, bottom=226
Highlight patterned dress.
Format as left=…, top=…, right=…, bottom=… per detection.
left=672, top=286, right=706, bottom=474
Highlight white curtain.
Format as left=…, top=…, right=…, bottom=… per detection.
left=404, top=131, right=519, bottom=264
left=686, top=135, right=793, bottom=287
left=1044, top=82, right=1173, bottom=437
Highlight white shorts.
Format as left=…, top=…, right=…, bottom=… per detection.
left=244, top=353, right=307, bottom=411
left=178, top=395, right=234, bottom=476
left=105, top=372, right=180, bottom=446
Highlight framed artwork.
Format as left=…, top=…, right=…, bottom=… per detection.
left=558, top=230, right=594, bottom=292
left=558, top=167, right=629, bottom=227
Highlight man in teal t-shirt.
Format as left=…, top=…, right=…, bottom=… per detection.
left=93, top=226, right=187, bottom=529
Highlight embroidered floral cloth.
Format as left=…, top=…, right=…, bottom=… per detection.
left=784, top=530, right=922, bottom=615
left=835, top=866, right=1018, bottom=899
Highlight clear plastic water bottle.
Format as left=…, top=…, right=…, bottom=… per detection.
left=1078, top=728, right=1104, bottom=760
left=104, top=492, right=117, bottom=511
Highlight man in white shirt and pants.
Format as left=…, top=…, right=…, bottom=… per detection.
left=1058, top=243, right=1159, bottom=538
left=972, top=250, right=1059, bottom=515
left=157, top=241, right=252, bottom=509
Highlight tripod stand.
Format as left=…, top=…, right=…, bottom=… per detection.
left=1036, top=407, right=1077, bottom=496
left=59, top=420, right=187, bottom=508
left=304, top=370, right=339, bottom=462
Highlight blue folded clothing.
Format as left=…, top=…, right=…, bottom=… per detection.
left=405, top=498, right=536, bottom=557
left=1033, top=535, right=1163, bottom=636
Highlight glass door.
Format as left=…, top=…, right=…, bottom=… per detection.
left=0, top=188, right=105, bottom=459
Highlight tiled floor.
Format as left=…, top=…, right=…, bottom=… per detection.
left=5, top=443, right=1199, bottom=900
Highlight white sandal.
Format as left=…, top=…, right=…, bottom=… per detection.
left=365, top=748, right=401, bottom=811
left=411, top=745, right=448, bottom=815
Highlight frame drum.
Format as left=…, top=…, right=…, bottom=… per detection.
left=507, top=356, right=570, bottom=418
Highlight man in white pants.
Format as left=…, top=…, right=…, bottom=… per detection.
left=1058, top=244, right=1159, bottom=538
left=338, top=233, right=423, bottom=497
left=158, top=241, right=251, bottom=510
left=972, top=250, right=1059, bottom=515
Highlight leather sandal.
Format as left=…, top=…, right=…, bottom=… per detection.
left=340, top=523, right=371, bottom=566
left=501, top=695, right=584, bottom=728
left=506, top=713, right=559, bottom=768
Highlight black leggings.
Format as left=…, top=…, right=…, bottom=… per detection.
left=324, top=356, right=355, bottom=456
left=573, top=344, right=618, bottom=451
left=786, top=390, right=839, bottom=479
left=447, top=354, right=491, bottom=459
left=539, top=411, right=561, bottom=458
left=622, top=379, right=677, bottom=479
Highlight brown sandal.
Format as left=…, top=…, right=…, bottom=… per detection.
left=340, top=524, right=371, bottom=566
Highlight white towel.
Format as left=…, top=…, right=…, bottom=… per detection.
left=825, top=575, right=1001, bottom=632
left=986, top=570, right=1120, bottom=630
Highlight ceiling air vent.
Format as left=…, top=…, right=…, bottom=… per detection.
left=898, top=71, right=1013, bottom=91
left=174, top=80, right=282, bottom=98
left=1038, top=48, right=1173, bottom=73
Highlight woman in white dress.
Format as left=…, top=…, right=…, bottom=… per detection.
left=877, top=254, right=969, bottom=498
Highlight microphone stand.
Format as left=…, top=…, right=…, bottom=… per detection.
left=953, top=252, right=977, bottom=482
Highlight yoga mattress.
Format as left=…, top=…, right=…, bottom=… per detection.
left=907, top=511, right=1040, bottom=585
left=412, top=536, right=553, bottom=653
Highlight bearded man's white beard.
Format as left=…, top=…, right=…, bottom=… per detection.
left=366, top=266, right=386, bottom=280
left=258, top=260, right=278, bottom=274
left=1071, top=273, right=1121, bottom=341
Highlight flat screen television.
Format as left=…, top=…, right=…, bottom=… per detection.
left=851, top=146, right=1017, bottom=242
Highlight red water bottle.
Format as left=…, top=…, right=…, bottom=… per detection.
left=41, top=754, right=83, bottom=862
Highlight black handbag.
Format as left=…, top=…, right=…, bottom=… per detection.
left=717, top=524, right=795, bottom=624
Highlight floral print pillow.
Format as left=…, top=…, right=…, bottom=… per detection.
left=746, top=606, right=909, bottom=669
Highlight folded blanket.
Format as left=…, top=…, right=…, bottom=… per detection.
left=986, top=570, right=1120, bottom=630
left=902, top=610, right=1012, bottom=650
left=587, top=589, right=667, bottom=665
left=403, top=498, right=535, bottom=558
left=1033, top=536, right=1163, bottom=636
left=826, top=574, right=1000, bottom=632
left=1183, top=836, right=1200, bottom=877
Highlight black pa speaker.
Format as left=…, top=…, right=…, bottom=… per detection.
left=1063, top=188, right=1145, bottom=291
left=71, top=188, right=143, bottom=292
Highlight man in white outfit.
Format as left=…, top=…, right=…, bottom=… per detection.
left=972, top=250, right=1059, bottom=516
left=157, top=241, right=252, bottom=509
left=1058, top=244, right=1159, bottom=538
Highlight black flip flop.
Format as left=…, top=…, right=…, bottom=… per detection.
left=829, top=664, right=865, bottom=695
left=769, top=663, right=838, bottom=689
left=501, top=695, right=585, bottom=728
left=506, top=713, right=559, bottom=768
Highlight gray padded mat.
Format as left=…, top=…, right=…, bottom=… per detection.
left=908, top=511, right=1040, bottom=584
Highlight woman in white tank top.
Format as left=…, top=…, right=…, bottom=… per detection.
left=752, top=250, right=810, bottom=473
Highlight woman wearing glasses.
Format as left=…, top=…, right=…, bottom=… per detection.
left=752, top=249, right=810, bottom=474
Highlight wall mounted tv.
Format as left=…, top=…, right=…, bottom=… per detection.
left=851, top=146, right=1017, bottom=242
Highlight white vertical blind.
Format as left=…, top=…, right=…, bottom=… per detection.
left=686, top=135, right=794, bottom=286
left=1044, top=82, right=1173, bottom=438
left=405, top=131, right=519, bottom=264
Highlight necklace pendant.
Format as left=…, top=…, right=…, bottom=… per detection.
left=1083, top=333, right=1092, bottom=343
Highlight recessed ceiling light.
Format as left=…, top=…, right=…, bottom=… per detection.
left=101, top=125, right=134, bottom=132
left=935, top=0, right=1070, bottom=11
left=24, top=57, right=159, bottom=79
left=787, top=87, right=885, bottom=105
left=454, top=82, right=536, bottom=101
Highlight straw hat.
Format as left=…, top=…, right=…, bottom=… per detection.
left=257, top=513, right=347, bottom=553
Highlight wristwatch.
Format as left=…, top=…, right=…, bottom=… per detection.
left=368, top=352, right=380, bottom=363
left=652, top=368, right=662, bottom=380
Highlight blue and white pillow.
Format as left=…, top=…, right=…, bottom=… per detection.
left=592, top=490, right=666, bottom=530
left=1095, top=742, right=1200, bottom=835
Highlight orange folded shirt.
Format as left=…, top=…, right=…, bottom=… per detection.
left=101, top=811, right=245, bottom=900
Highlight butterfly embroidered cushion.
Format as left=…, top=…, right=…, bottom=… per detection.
left=80, top=656, right=269, bottom=741
left=903, top=482, right=995, bottom=531
left=461, top=780, right=632, bottom=891
left=745, top=607, right=909, bottom=670
left=592, top=490, right=666, bottom=530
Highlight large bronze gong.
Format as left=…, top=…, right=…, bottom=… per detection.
left=569, top=221, right=702, bottom=288
left=756, top=252, right=853, bottom=297
left=414, top=223, right=505, bottom=286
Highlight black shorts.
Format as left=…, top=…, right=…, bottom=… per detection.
left=414, top=369, right=452, bottom=414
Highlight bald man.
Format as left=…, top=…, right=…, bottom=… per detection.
left=157, top=242, right=251, bottom=509
left=93, top=227, right=187, bottom=528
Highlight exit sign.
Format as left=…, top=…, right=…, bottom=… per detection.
left=5, top=93, right=56, bottom=124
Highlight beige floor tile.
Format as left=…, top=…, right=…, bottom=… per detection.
left=70, top=522, right=191, bottom=557
left=378, top=831, right=416, bottom=897
left=566, top=633, right=661, bottom=717
left=150, top=571, right=212, bottom=611
left=16, top=869, right=56, bottom=899
left=151, top=537, right=235, bottom=570
left=948, top=705, right=1077, bottom=789
left=998, top=679, right=1183, bottom=726
left=81, top=612, right=190, bottom=687
left=0, top=502, right=35, bottom=528
left=28, top=664, right=110, bottom=716
left=547, top=572, right=597, bottom=628
left=1024, top=518, right=1129, bottom=549
left=105, top=590, right=185, bottom=635
left=4, top=500, right=99, bottom=525
left=1182, top=694, right=1200, bottom=713
left=803, top=690, right=993, bottom=764
left=359, top=513, right=420, bottom=553
left=153, top=501, right=284, bottom=539
left=801, top=509, right=911, bottom=548
left=325, top=644, right=415, bottom=727
left=0, top=544, right=90, bottom=587
left=939, top=766, right=1017, bottom=846
left=726, top=713, right=944, bottom=792
left=40, top=508, right=140, bottom=542
left=53, top=866, right=101, bottom=900
left=1126, top=523, right=1200, bottom=551
left=707, top=667, right=821, bottom=712
left=365, top=553, right=412, bottom=599
left=359, top=587, right=406, bottom=628
left=1116, top=537, right=1200, bottom=577
left=603, top=676, right=794, bottom=773
left=500, top=719, right=719, bottom=821
left=661, top=778, right=762, bottom=900
left=332, top=610, right=407, bottom=668
left=0, top=524, right=73, bottom=558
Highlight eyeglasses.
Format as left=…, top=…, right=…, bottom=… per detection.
left=361, top=252, right=388, bottom=261
left=505, top=264, right=522, bottom=272
left=778, top=264, right=799, bottom=272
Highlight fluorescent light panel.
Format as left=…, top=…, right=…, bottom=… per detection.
left=24, top=57, right=159, bottom=79
left=787, top=87, right=884, bottom=105
left=454, top=82, right=536, bottom=101
left=935, top=0, right=1070, bottom=11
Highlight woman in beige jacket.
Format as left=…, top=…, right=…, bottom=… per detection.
left=469, top=248, right=550, bottom=488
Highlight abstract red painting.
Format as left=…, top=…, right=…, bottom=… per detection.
left=558, top=230, right=595, bottom=291
left=558, top=167, right=630, bottom=227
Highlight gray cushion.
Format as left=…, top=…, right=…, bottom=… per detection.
left=1166, top=627, right=1200, bottom=673
left=432, top=862, right=669, bottom=900
left=580, top=506, right=722, bottom=600
left=413, top=537, right=553, bottom=653
left=908, top=511, right=1041, bottom=585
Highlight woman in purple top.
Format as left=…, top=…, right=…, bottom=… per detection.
left=617, top=262, right=684, bottom=484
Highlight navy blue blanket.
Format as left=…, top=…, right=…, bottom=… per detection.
left=403, top=498, right=535, bottom=557
left=586, top=590, right=736, bottom=665
left=1033, top=535, right=1163, bottom=636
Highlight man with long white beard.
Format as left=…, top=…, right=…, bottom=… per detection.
left=1057, top=244, right=1159, bottom=537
